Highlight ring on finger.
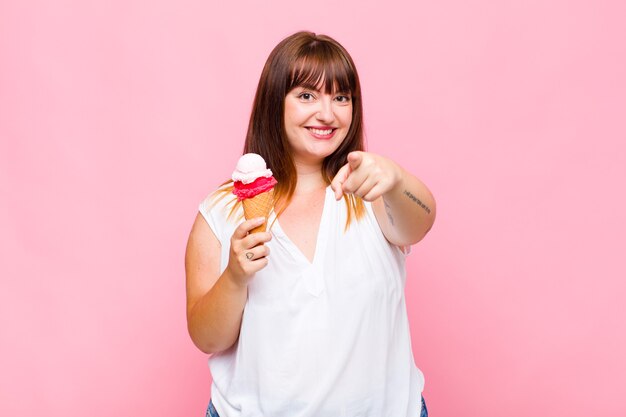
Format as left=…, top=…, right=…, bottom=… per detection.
left=246, top=252, right=254, bottom=260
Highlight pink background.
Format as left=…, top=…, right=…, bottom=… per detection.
left=2, top=1, right=625, bottom=416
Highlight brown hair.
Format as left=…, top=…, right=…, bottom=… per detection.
left=217, top=31, right=366, bottom=229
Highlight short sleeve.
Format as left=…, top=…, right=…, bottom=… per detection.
left=198, top=189, right=240, bottom=273
left=199, top=196, right=223, bottom=245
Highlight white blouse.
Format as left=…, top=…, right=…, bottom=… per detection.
left=199, top=185, right=424, bottom=417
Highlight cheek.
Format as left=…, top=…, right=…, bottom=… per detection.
left=283, top=100, right=296, bottom=124
left=342, top=108, right=353, bottom=127
left=285, top=110, right=303, bottom=130
left=341, top=106, right=352, bottom=127
left=283, top=109, right=298, bottom=133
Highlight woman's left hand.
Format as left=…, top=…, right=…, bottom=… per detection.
left=331, top=151, right=402, bottom=201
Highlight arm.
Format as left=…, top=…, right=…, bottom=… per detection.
left=371, top=167, right=436, bottom=246
left=185, top=213, right=270, bottom=354
left=331, top=151, right=436, bottom=246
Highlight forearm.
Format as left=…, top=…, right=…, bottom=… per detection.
left=187, top=268, right=248, bottom=354
left=382, top=166, right=436, bottom=245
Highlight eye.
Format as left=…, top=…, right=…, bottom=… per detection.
left=297, top=92, right=315, bottom=101
left=334, top=94, right=352, bottom=104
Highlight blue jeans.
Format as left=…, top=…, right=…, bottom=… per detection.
left=206, top=396, right=428, bottom=416
left=206, top=400, right=218, bottom=417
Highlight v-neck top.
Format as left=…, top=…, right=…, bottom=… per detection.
left=199, top=186, right=425, bottom=417
left=271, top=187, right=329, bottom=266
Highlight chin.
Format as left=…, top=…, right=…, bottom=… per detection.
left=312, top=144, right=343, bottom=159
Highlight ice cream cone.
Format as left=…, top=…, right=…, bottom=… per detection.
left=232, top=153, right=277, bottom=233
left=242, top=189, right=274, bottom=233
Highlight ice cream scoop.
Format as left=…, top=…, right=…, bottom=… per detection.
left=232, top=153, right=274, bottom=185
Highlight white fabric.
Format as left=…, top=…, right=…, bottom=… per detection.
left=199, top=185, right=424, bottom=417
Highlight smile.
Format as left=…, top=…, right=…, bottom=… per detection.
left=306, top=127, right=336, bottom=139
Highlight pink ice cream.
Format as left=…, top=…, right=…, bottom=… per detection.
left=231, top=153, right=277, bottom=201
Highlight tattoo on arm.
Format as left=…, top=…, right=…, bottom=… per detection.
left=383, top=198, right=395, bottom=225
left=403, top=190, right=432, bottom=214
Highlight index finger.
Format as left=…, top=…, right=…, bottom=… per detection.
left=331, top=162, right=351, bottom=200
left=233, top=217, right=266, bottom=239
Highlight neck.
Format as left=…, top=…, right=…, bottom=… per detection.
left=293, top=159, right=326, bottom=194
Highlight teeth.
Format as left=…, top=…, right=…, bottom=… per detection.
left=309, top=128, right=333, bottom=135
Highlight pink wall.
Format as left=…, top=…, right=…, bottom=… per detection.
left=2, top=1, right=625, bottom=416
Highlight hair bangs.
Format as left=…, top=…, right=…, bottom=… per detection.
left=288, top=43, right=355, bottom=95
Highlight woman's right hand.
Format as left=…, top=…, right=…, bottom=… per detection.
left=226, top=217, right=272, bottom=287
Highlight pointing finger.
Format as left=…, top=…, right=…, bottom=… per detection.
left=331, top=162, right=351, bottom=200
left=347, top=151, right=363, bottom=170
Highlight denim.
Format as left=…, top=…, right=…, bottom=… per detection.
left=207, top=396, right=428, bottom=417
left=420, top=395, right=428, bottom=417
left=206, top=400, right=219, bottom=417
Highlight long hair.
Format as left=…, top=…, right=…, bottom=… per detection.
left=217, top=31, right=366, bottom=229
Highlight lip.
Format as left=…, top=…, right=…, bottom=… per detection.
left=306, top=126, right=337, bottom=140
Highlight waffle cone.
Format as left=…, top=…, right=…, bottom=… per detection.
left=242, top=189, right=274, bottom=233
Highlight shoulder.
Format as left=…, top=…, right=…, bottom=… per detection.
left=198, top=184, right=240, bottom=238
left=199, top=185, right=238, bottom=219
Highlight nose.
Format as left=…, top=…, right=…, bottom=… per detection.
left=315, top=96, right=335, bottom=124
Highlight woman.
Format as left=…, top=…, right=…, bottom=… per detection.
left=185, top=31, right=435, bottom=417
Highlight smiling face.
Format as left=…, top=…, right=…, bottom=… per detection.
left=283, top=84, right=353, bottom=165
left=244, top=32, right=364, bottom=190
